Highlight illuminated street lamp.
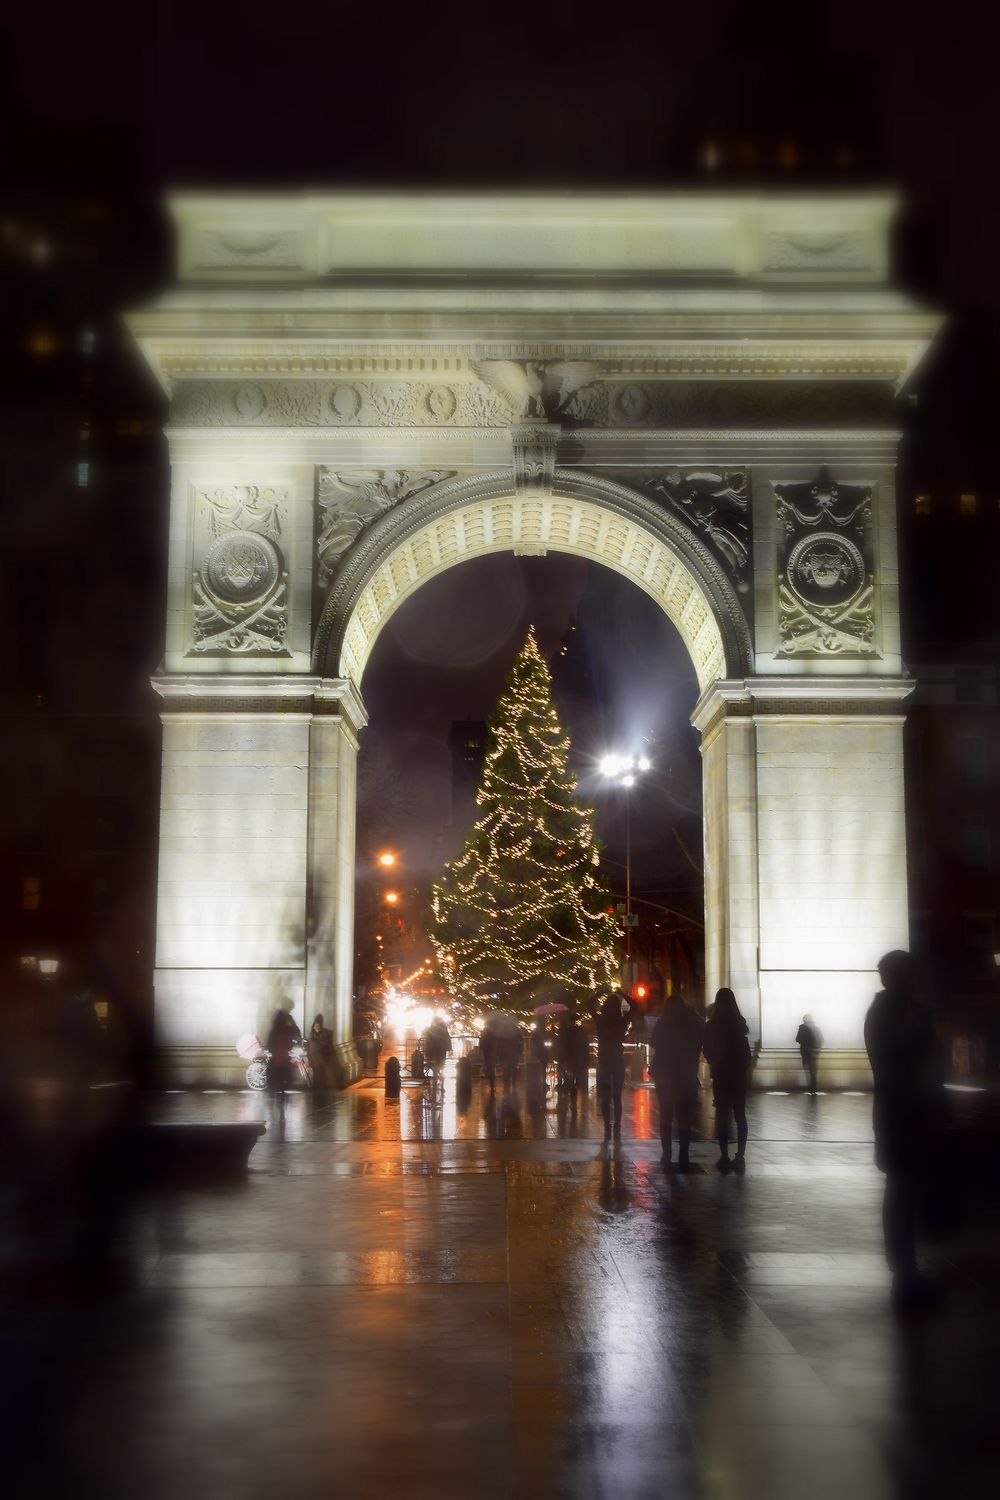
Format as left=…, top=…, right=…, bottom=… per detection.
left=599, top=751, right=652, bottom=980
left=384, top=890, right=400, bottom=906
left=377, top=851, right=396, bottom=868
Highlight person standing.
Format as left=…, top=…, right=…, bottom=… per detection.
left=795, top=1014, right=824, bottom=1094
left=594, top=989, right=631, bottom=1142
left=307, top=1014, right=335, bottom=1089
left=702, top=988, right=752, bottom=1173
left=864, top=950, right=948, bottom=1310
left=650, top=991, right=704, bottom=1171
left=266, top=1003, right=302, bottom=1093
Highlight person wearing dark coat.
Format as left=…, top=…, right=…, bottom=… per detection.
left=267, top=1004, right=302, bottom=1092
left=307, top=1014, right=335, bottom=1089
left=864, top=950, right=948, bottom=1310
left=702, top=988, right=752, bottom=1173
left=650, top=992, right=704, bottom=1171
left=594, top=990, right=631, bottom=1142
left=795, top=1014, right=824, bottom=1094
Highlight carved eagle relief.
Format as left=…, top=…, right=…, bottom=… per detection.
left=471, top=359, right=600, bottom=420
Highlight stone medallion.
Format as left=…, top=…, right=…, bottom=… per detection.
left=204, top=531, right=281, bottom=604
left=233, top=383, right=267, bottom=419
left=330, top=384, right=363, bottom=420
left=617, top=384, right=651, bottom=422
left=426, top=385, right=457, bottom=420
left=786, top=532, right=866, bottom=608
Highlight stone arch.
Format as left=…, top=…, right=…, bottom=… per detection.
left=312, top=470, right=753, bottom=691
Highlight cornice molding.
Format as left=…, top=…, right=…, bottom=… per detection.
left=691, top=674, right=915, bottom=736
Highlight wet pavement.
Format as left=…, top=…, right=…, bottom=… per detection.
left=4, top=1070, right=999, bottom=1499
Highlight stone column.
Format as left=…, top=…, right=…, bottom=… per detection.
left=694, top=678, right=912, bottom=1087
left=305, top=681, right=367, bottom=1084
left=153, top=677, right=318, bottom=1084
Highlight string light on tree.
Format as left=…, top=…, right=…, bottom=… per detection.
left=429, top=628, right=619, bottom=1012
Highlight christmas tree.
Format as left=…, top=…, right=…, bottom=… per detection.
left=429, top=628, right=619, bottom=1012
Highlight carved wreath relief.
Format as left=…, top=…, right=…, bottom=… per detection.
left=316, top=469, right=457, bottom=584
left=190, top=485, right=289, bottom=655
left=773, top=468, right=876, bottom=656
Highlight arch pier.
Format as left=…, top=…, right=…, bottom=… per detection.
left=130, top=192, right=940, bottom=1086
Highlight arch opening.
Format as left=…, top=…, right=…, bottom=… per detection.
left=313, top=472, right=752, bottom=694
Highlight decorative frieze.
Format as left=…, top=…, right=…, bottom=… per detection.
left=172, top=379, right=511, bottom=429
left=169, top=376, right=894, bottom=430
left=773, top=469, right=876, bottom=657
left=190, top=484, right=289, bottom=656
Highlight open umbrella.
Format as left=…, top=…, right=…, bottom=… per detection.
left=532, top=1002, right=569, bottom=1016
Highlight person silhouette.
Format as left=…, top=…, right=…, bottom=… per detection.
left=594, top=989, right=631, bottom=1142
left=702, top=988, right=752, bottom=1173
left=266, top=1003, right=301, bottom=1093
left=795, top=1014, right=824, bottom=1094
left=864, top=950, right=948, bottom=1310
left=650, top=991, right=704, bottom=1171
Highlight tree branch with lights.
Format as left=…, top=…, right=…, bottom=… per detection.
left=429, top=628, right=619, bottom=1013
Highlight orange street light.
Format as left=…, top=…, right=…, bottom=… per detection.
left=377, top=851, right=397, bottom=867
left=385, top=891, right=400, bottom=905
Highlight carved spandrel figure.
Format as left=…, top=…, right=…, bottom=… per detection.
left=652, top=469, right=750, bottom=583
left=316, top=468, right=455, bottom=583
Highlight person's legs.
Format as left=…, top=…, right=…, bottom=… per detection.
left=714, top=1084, right=731, bottom=1166
left=676, top=1091, right=694, bottom=1167
left=656, top=1083, right=673, bottom=1164
left=597, top=1061, right=611, bottom=1137
left=734, top=1083, right=748, bottom=1159
left=612, top=1057, right=625, bottom=1138
left=883, top=1170, right=920, bottom=1284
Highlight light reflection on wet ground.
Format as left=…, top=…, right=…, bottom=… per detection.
left=5, top=1075, right=998, bottom=1499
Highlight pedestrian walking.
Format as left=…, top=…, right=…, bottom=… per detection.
left=864, top=950, right=948, bottom=1311
left=795, top=1014, right=824, bottom=1094
left=594, top=989, right=631, bottom=1142
left=421, top=1017, right=452, bottom=1089
left=650, top=991, right=704, bottom=1171
left=702, top=988, right=751, bottom=1173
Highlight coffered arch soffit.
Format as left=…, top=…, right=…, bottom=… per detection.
left=313, top=470, right=753, bottom=693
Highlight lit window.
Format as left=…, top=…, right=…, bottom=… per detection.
left=77, top=462, right=89, bottom=488
left=22, top=876, right=41, bottom=912
left=915, top=494, right=931, bottom=516
left=960, top=493, right=977, bottom=516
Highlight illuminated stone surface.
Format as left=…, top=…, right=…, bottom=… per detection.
left=128, top=193, right=940, bottom=1084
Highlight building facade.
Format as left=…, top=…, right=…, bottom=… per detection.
left=129, top=192, right=939, bottom=1085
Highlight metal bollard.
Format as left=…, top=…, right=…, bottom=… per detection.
left=384, top=1055, right=401, bottom=1098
